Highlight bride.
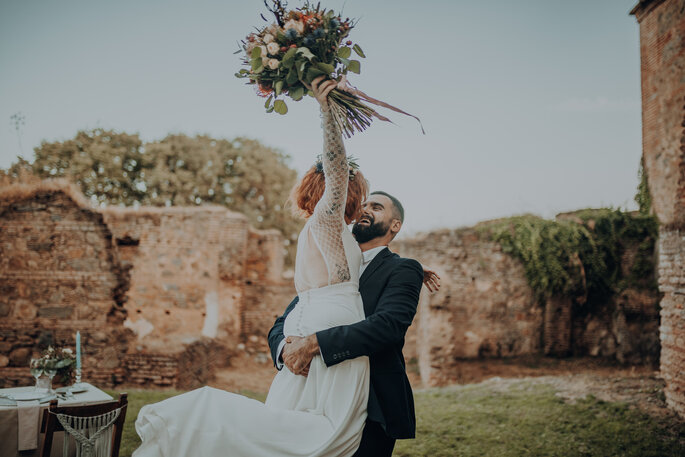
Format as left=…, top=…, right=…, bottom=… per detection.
left=133, top=76, right=373, bottom=457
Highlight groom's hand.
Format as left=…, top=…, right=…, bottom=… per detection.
left=282, top=335, right=320, bottom=376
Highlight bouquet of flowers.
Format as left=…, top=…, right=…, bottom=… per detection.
left=36, top=346, right=76, bottom=384
left=236, top=1, right=423, bottom=137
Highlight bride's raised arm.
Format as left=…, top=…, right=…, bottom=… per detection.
left=309, top=76, right=351, bottom=285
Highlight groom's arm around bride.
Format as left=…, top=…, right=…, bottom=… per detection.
left=267, top=191, right=424, bottom=457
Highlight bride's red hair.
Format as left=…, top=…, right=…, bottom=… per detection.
left=289, top=166, right=369, bottom=224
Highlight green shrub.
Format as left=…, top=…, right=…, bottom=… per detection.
left=477, top=209, right=658, bottom=307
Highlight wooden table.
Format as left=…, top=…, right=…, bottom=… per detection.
left=0, top=383, right=113, bottom=457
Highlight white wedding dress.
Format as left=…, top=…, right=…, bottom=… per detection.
left=133, top=109, right=370, bottom=457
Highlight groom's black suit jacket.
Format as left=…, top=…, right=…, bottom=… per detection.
left=268, top=247, right=423, bottom=440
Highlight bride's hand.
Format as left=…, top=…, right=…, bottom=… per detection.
left=308, top=76, right=337, bottom=110
left=422, top=267, right=441, bottom=293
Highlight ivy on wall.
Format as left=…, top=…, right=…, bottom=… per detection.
left=477, top=209, right=658, bottom=307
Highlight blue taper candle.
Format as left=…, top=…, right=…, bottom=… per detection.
left=76, top=331, right=81, bottom=371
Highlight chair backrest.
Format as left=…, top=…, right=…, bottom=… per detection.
left=40, top=393, right=128, bottom=457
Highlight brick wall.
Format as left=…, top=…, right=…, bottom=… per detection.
left=632, top=0, right=685, bottom=418
left=0, top=183, right=135, bottom=386
left=102, top=206, right=250, bottom=349
left=0, top=181, right=287, bottom=388
left=395, top=221, right=660, bottom=387
left=396, top=228, right=543, bottom=386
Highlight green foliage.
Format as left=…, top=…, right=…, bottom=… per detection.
left=4, top=128, right=303, bottom=263
left=635, top=157, right=653, bottom=216
left=478, top=209, right=658, bottom=306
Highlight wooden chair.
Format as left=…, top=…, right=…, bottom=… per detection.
left=40, top=393, right=128, bottom=457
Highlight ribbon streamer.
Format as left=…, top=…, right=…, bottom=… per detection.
left=338, top=76, right=426, bottom=134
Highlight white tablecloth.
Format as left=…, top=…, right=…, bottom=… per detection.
left=0, top=383, right=114, bottom=457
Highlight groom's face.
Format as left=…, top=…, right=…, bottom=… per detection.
left=352, top=194, right=395, bottom=243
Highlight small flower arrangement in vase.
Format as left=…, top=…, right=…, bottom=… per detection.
left=31, top=346, right=76, bottom=391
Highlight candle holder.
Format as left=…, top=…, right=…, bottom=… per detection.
left=74, top=368, right=82, bottom=386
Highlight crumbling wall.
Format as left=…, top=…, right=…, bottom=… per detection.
left=395, top=228, right=543, bottom=387
left=242, top=229, right=295, bottom=348
left=632, top=0, right=685, bottom=417
left=0, top=181, right=288, bottom=388
left=395, top=221, right=660, bottom=387
left=102, top=206, right=249, bottom=350
left=0, top=182, right=133, bottom=386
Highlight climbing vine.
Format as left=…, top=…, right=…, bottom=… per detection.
left=477, top=209, right=658, bottom=307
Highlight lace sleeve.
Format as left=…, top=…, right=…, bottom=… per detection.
left=310, top=107, right=351, bottom=285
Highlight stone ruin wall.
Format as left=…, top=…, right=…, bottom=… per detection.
left=0, top=185, right=134, bottom=387
left=395, top=229, right=542, bottom=386
left=632, top=0, right=685, bottom=418
left=0, top=180, right=663, bottom=390
left=101, top=206, right=250, bottom=349
left=395, top=223, right=660, bottom=387
left=0, top=181, right=294, bottom=389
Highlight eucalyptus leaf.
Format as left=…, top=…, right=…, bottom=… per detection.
left=286, top=67, right=298, bottom=85
left=305, top=67, right=326, bottom=83
left=297, top=47, right=315, bottom=60
left=251, top=58, right=262, bottom=71
left=348, top=60, right=361, bottom=74
left=337, top=47, right=351, bottom=59
left=352, top=44, right=366, bottom=58
left=273, top=100, right=288, bottom=115
left=251, top=47, right=262, bottom=59
left=296, top=60, right=309, bottom=80
left=338, top=57, right=350, bottom=67
left=290, top=86, right=305, bottom=101
left=264, top=95, right=273, bottom=108
left=316, top=62, right=335, bottom=75
left=282, top=47, right=297, bottom=68
left=274, top=80, right=283, bottom=96
left=266, top=106, right=274, bottom=113
left=254, top=65, right=264, bottom=74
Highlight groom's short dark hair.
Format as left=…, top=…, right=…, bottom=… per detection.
left=371, top=191, right=404, bottom=223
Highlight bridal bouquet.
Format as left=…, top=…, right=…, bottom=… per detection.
left=236, top=1, right=423, bottom=137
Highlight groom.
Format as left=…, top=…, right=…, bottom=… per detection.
left=268, top=191, right=424, bottom=457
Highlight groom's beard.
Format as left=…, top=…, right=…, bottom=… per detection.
left=352, top=218, right=389, bottom=243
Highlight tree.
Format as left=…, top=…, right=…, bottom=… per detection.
left=6, top=128, right=303, bottom=263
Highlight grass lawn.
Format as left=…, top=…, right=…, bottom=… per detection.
left=109, top=381, right=683, bottom=457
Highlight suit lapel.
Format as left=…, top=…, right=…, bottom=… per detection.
left=360, top=247, right=392, bottom=287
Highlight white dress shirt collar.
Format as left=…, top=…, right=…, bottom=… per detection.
left=360, top=245, right=387, bottom=275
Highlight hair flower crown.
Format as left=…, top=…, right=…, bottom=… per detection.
left=314, top=155, right=360, bottom=180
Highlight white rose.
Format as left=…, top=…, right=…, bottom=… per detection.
left=268, top=24, right=281, bottom=35
left=284, top=19, right=304, bottom=34
left=258, top=45, right=267, bottom=58
left=263, top=34, right=274, bottom=44
left=267, top=59, right=280, bottom=70
left=266, top=42, right=280, bottom=55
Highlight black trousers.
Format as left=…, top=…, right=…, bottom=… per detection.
left=353, top=420, right=396, bottom=457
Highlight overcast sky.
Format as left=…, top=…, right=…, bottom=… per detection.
left=0, top=0, right=642, bottom=235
